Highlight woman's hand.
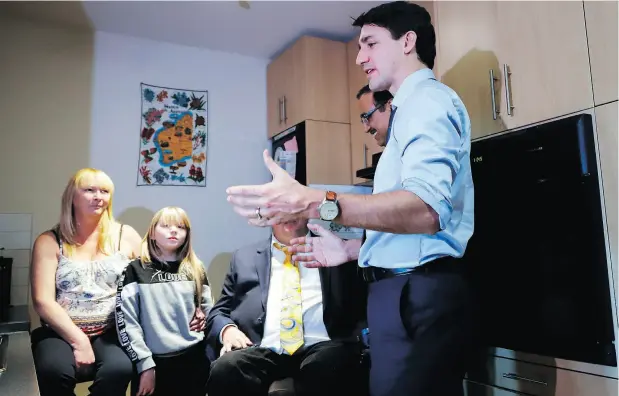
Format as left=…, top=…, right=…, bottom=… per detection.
left=72, top=336, right=95, bottom=369
left=138, top=368, right=156, bottom=396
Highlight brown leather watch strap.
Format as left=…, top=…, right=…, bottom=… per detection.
left=325, top=191, right=337, bottom=201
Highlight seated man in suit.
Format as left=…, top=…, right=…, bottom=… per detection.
left=206, top=219, right=368, bottom=396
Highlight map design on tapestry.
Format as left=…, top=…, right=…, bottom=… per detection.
left=137, top=83, right=208, bottom=186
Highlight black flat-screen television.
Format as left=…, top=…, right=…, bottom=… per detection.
left=462, top=113, right=617, bottom=367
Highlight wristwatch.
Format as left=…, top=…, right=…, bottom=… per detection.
left=318, top=191, right=340, bottom=221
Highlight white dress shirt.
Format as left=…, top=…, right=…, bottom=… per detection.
left=260, top=234, right=330, bottom=354
left=219, top=234, right=331, bottom=354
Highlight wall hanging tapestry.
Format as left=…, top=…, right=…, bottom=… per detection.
left=137, top=83, right=208, bottom=186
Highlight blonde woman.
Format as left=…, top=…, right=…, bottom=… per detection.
left=115, top=206, right=213, bottom=396
left=30, top=168, right=142, bottom=396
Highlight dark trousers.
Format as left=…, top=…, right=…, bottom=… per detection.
left=31, top=325, right=133, bottom=396
left=207, top=340, right=365, bottom=396
left=367, top=269, right=475, bottom=396
left=131, top=340, right=209, bottom=396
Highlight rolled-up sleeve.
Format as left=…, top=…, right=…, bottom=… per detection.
left=397, top=88, right=463, bottom=231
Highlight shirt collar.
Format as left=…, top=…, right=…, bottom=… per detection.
left=392, top=68, right=436, bottom=108
left=271, top=232, right=311, bottom=249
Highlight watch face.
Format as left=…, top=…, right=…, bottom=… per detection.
left=320, top=202, right=339, bottom=221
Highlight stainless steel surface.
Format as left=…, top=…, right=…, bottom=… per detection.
left=0, top=334, right=8, bottom=374
left=502, top=372, right=548, bottom=386
left=491, top=346, right=618, bottom=379
left=0, top=305, right=30, bottom=334
left=489, top=69, right=499, bottom=120
left=503, top=64, right=514, bottom=116
left=0, top=332, right=40, bottom=396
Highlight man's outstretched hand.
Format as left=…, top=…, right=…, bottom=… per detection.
left=288, top=223, right=361, bottom=268
left=226, top=150, right=322, bottom=226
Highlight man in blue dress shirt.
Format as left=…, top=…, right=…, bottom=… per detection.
left=226, top=2, right=475, bottom=395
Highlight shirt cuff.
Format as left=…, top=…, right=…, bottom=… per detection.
left=136, top=356, right=156, bottom=373
left=219, top=324, right=237, bottom=343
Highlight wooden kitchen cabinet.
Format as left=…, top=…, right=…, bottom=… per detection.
left=595, top=101, right=618, bottom=319
left=435, top=1, right=593, bottom=138
left=267, top=36, right=349, bottom=138
left=305, top=120, right=352, bottom=185
left=346, top=36, right=383, bottom=184
left=435, top=1, right=504, bottom=140
left=584, top=0, right=618, bottom=105
left=497, top=1, right=593, bottom=131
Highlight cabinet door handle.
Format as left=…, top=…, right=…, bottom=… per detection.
left=503, top=64, right=514, bottom=116
left=278, top=98, right=282, bottom=124
left=282, top=96, right=288, bottom=122
left=502, top=372, right=547, bottom=386
left=489, top=69, right=499, bottom=120
left=363, top=143, right=368, bottom=168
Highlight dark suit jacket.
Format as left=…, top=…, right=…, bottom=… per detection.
left=205, top=236, right=368, bottom=359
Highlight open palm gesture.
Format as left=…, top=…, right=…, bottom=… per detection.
left=288, top=223, right=360, bottom=268
left=226, top=150, right=321, bottom=226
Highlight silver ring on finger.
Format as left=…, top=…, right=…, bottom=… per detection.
left=256, top=207, right=263, bottom=219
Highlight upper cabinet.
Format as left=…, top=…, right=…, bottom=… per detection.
left=267, top=36, right=350, bottom=138
left=435, top=1, right=504, bottom=140
left=346, top=36, right=383, bottom=184
left=436, top=1, right=593, bottom=138
left=497, top=2, right=593, bottom=131
left=584, top=0, right=618, bottom=105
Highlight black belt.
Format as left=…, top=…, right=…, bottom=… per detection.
left=360, top=256, right=461, bottom=283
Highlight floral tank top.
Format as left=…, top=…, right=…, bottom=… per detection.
left=48, top=226, right=131, bottom=337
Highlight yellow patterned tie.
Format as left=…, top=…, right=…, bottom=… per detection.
left=274, top=242, right=304, bottom=354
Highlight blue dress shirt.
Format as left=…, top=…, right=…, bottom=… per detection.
left=358, top=68, right=474, bottom=269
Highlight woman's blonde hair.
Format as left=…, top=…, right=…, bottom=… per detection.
left=58, top=168, right=116, bottom=257
left=141, top=206, right=207, bottom=305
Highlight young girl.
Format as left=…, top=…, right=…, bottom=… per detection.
left=115, top=206, right=213, bottom=396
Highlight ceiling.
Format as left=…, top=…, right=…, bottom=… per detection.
left=83, top=1, right=395, bottom=59
left=4, top=1, right=415, bottom=60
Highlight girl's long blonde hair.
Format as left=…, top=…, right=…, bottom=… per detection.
left=141, top=206, right=207, bottom=305
left=57, top=168, right=116, bottom=257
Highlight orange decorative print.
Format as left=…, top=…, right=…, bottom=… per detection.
left=192, top=152, right=206, bottom=164
left=156, top=90, right=168, bottom=102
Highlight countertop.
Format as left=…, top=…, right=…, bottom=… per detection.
left=0, top=331, right=40, bottom=396
left=0, top=305, right=30, bottom=334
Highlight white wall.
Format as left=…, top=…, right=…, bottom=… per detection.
left=90, top=31, right=271, bottom=267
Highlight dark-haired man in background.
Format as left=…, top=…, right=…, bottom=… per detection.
left=356, top=85, right=393, bottom=148
left=225, top=2, right=476, bottom=395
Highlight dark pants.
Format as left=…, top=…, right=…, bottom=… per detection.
left=207, top=340, right=365, bottom=396
left=31, top=325, right=133, bottom=396
left=131, top=340, right=209, bottom=396
left=367, top=269, right=475, bottom=396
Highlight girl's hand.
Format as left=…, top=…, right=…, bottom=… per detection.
left=189, top=307, right=206, bottom=332
left=137, top=368, right=156, bottom=396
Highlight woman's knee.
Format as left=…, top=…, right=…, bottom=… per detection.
left=96, top=351, right=133, bottom=382
left=32, top=336, right=76, bottom=382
